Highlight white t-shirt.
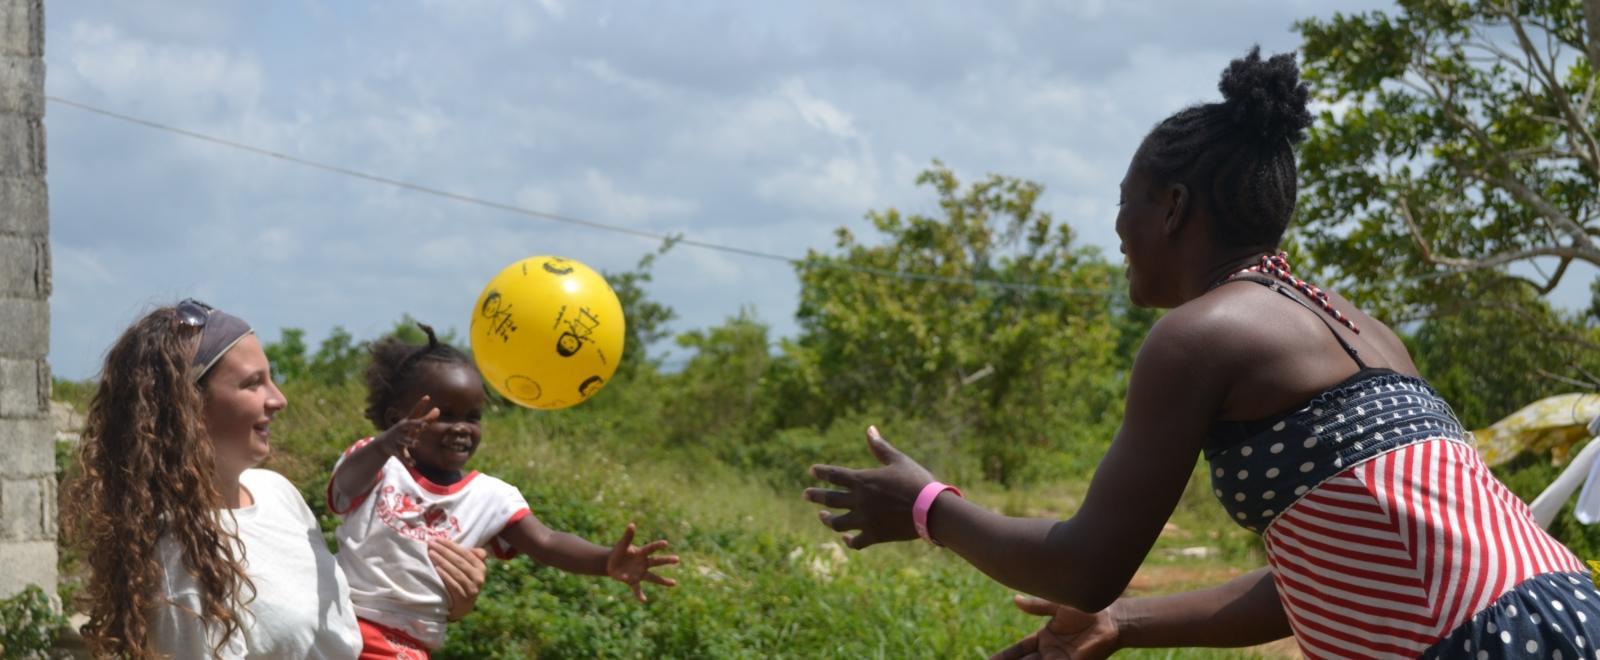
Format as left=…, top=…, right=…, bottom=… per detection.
left=149, top=468, right=363, bottom=659
left=329, top=438, right=531, bottom=649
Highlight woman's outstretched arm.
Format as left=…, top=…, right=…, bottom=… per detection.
left=807, top=308, right=1243, bottom=611
left=990, top=568, right=1291, bottom=660
left=1113, top=568, right=1290, bottom=648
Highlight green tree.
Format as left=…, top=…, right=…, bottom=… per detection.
left=264, top=326, right=373, bottom=385
left=777, top=162, right=1128, bottom=483
left=264, top=328, right=309, bottom=383
left=1408, top=280, right=1600, bottom=429
left=307, top=326, right=364, bottom=384
left=385, top=315, right=431, bottom=345
left=1295, top=0, right=1600, bottom=379
left=602, top=241, right=679, bottom=379
left=659, top=308, right=773, bottom=448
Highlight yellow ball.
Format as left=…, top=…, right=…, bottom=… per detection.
left=469, top=256, right=626, bottom=410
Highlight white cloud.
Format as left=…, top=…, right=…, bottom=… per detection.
left=537, top=0, right=567, bottom=20
left=576, top=58, right=673, bottom=101
left=1030, top=145, right=1104, bottom=189
left=755, top=153, right=882, bottom=214
left=514, top=184, right=563, bottom=215
left=59, top=22, right=263, bottom=119
left=678, top=92, right=807, bottom=161
left=42, top=0, right=1404, bottom=379
left=780, top=79, right=859, bottom=141
left=418, top=0, right=555, bottom=40
left=256, top=228, right=298, bottom=264
left=577, top=170, right=699, bottom=223
left=51, top=245, right=115, bottom=288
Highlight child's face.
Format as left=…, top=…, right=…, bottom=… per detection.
left=397, top=362, right=486, bottom=474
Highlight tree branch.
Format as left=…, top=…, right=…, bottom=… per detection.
left=1501, top=4, right=1600, bottom=170
left=1532, top=255, right=1573, bottom=296
left=1503, top=145, right=1575, bottom=162
left=1574, top=363, right=1600, bottom=389
left=1536, top=368, right=1600, bottom=390
left=1395, top=195, right=1596, bottom=272
left=1409, top=293, right=1600, bottom=355
left=1459, top=165, right=1600, bottom=259
left=1430, top=243, right=1587, bottom=272
left=1406, top=55, right=1600, bottom=268
left=1585, top=0, right=1600, bottom=70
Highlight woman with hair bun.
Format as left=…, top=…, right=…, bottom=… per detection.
left=806, top=48, right=1600, bottom=659
left=63, top=300, right=489, bottom=659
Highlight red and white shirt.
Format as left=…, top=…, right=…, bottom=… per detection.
left=328, top=438, right=530, bottom=649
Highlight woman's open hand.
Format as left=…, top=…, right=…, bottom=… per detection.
left=803, top=426, right=937, bottom=549
left=990, top=595, right=1120, bottom=660
left=428, top=538, right=488, bottom=622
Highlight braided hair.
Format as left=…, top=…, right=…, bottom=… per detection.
left=363, top=323, right=476, bottom=430
left=1135, top=46, right=1314, bottom=247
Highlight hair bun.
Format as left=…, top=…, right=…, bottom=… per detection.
left=1218, top=46, right=1313, bottom=144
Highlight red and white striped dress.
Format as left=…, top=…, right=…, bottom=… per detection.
left=1207, top=274, right=1600, bottom=659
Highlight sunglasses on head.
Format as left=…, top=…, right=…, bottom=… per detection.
left=175, top=299, right=214, bottom=330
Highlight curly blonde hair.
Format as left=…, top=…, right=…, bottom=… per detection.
left=62, top=305, right=255, bottom=658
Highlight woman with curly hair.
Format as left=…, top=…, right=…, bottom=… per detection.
left=63, top=300, right=488, bottom=659
left=807, top=48, right=1600, bottom=659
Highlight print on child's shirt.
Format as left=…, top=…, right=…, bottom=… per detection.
left=375, top=485, right=461, bottom=542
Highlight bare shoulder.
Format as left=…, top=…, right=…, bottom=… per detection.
left=1317, top=289, right=1420, bottom=374
left=1138, top=296, right=1267, bottom=376
left=1122, top=297, right=1267, bottom=429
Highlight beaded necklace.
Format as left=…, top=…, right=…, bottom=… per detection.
left=1210, top=252, right=1360, bottom=334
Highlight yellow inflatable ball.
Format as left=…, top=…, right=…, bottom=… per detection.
left=469, top=256, right=626, bottom=410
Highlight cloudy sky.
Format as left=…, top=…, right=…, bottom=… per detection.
left=46, top=0, right=1588, bottom=379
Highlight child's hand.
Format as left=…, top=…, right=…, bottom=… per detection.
left=376, top=395, right=438, bottom=467
left=605, top=523, right=679, bottom=602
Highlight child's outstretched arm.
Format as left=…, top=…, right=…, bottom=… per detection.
left=498, top=517, right=680, bottom=602
left=329, top=396, right=439, bottom=509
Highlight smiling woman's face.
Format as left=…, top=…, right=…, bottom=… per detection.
left=1114, top=157, right=1178, bottom=308
left=201, top=334, right=286, bottom=476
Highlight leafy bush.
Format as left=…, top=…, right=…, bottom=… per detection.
left=0, top=585, right=65, bottom=659
left=259, top=376, right=1276, bottom=659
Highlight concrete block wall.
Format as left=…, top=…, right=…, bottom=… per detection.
left=0, top=0, right=54, bottom=599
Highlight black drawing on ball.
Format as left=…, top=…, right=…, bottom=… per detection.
left=578, top=375, right=604, bottom=397
left=479, top=291, right=517, bottom=342
left=506, top=375, right=541, bottom=402
left=542, top=258, right=574, bottom=275
left=557, top=333, right=583, bottom=357
left=552, top=306, right=601, bottom=358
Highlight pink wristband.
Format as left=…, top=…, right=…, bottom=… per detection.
left=913, top=481, right=963, bottom=546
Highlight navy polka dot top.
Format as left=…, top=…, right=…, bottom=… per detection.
left=1197, top=269, right=1599, bottom=659
left=1205, top=368, right=1467, bottom=533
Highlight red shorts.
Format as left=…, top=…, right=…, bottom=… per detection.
left=357, top=618, right=430, bottom=660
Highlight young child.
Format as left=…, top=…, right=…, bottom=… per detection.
left=327, top=324, right=678, bottom=658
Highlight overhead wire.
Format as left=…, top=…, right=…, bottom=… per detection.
left=46, top=95, right=1122, bottom=299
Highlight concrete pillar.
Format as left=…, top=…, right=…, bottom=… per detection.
left=0, top=0, right=54, bottom=599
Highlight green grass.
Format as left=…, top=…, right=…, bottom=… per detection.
left=59, top=373, right=1600, bottom=657
left=252, top=382, right=1279, bottom=659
